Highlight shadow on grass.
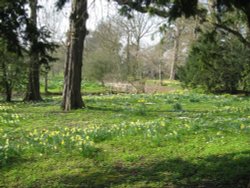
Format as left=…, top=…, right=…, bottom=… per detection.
left=86, top=105, right=176, bottom=115
left=57, top=151, right=250, bottom=188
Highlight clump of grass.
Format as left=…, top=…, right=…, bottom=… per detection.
left=0, top=133, right=22, bottom=166
left=172, top=102, right=183, bottom=111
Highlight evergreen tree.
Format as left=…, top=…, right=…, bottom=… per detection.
left=0, top=0, right=28, bottom=53
left=1, top=0, right=57, bottom=101
left=0, top=39, right=27, bottom=101
left=177, top=31, right=250, bottom=94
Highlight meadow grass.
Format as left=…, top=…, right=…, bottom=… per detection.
left=40, top=76, right=107, bottom=94
left=0, top=89, right=250, bottom=187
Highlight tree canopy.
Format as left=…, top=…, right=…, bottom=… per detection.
left=0, top=0, right=28, bottom=53
left=114, top=0, right=250, bottom=27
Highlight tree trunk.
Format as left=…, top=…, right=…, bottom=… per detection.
left=158, top=62, right=162, bottom=85
left=170, top=28, right=180, bottom=80
left=126, top=34, right=130, bottom=76
left=1, top=59, right=12, bottom=102
left=24, top=0, right=42, bottom=101
left=45, top=71, right=48, bottom=94
left=62, top=0, right=88, bottom=111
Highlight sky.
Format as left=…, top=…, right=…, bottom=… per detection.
left=38, top=0, right=162, bottom=46
left=38, top=0, right=119, bottom=41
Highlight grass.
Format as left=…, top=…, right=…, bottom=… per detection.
left=0, top=88, right=250, bottom=187
left=40, top=75, right=107, bottom=94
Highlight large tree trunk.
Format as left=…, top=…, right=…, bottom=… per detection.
left=62, top=0, right=88, bottom=111
left=25, top=56, right=41, bottom=101
left=24, top=0, right=42, bottom=101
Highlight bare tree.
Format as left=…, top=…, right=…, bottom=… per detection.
left=161, top=17, right=197, bottom=80
left=114, top=11, right=159, bottom=92
left=169, top=18, right=185, bottom=80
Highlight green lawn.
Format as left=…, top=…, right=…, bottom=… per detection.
left=0, top=91, right=250, bottom=187
left=40, top=76, right=107, bottom=94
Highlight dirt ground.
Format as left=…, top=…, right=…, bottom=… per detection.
left=105, top=82, right=177, bottom=94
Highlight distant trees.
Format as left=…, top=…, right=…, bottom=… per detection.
left=84, top=19, right=121, bottom=85
left=84, top=12, right=159, bottom=93
left=115, top=11, right=160, bottom=93
left=116, top=11, right=157, bottom=81
left=160, top=17, right=197, bottom=80
left=113, top=0, right=250, bottom=95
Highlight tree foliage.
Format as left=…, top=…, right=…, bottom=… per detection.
left=0, top=0, right=28, bottom=53
left=0, top=39, right=27, bottom=101
left=177, top=31, right=250, bottom=94
left=84, top=20, right=121, bottom=84
left=114, top=0, right=250, bottom=27
left=0, top=1, right=58, bottom=101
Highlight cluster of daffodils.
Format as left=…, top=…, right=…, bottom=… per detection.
left=26, top=127, right=95, bottom=156
left=0, top=134, right=9, bottom=161
left=0, top=120, right=161, bottom=165
left=0, top=104, right=23, bottom=125
left=1, top=112, right=249, bottom=165
left=0, top=133, right=21, bottom=165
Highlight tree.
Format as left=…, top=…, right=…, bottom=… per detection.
left=113, top=11, right=159, bottom=92
left=167, top=18, right=185, bottom=80
left=0, top=39, right=27, bottom=102
left=113, top=0, right=203, bottom=20
left=116, top=11, right=157, bottom=80
left=159, top=17, right=197, bottom=80
left=1, top=0, right=57, bottom=101
left=24, top=0, right=42, bottom=101
left=177, top=31, right=250, bottom=94
left=51, top=0, right=250, bottom=110
left=0, top=0, right=28, bottom=54
left=25, top=0, right=58, bottom=101
left=114, top=0, right=250, bottom=39
left=60, top=0, right=88, bottom=111
left=84, top=19, right=122, bottom=85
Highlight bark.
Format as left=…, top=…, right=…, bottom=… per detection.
left=126, top=34, right=130, bottom=75
left=24, top=0, right=42, bottom=101
left=62, top=0, right=88, bottom=111
left=44, top=71, right=48, bottom=94
left=170, top=28, right=180, bottom=80
left=1, top=59, right=12, bottom=102
left=6, top=87, right=12, bottom=102
left=158, top=62, right=162, bottom=85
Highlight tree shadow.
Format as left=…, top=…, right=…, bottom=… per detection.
left=57, top=151, right=250, bottom=188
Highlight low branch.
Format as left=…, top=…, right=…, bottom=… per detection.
left=213, top=23, right=250, bottom=48
left=113, top=0, right=169, bottom=18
